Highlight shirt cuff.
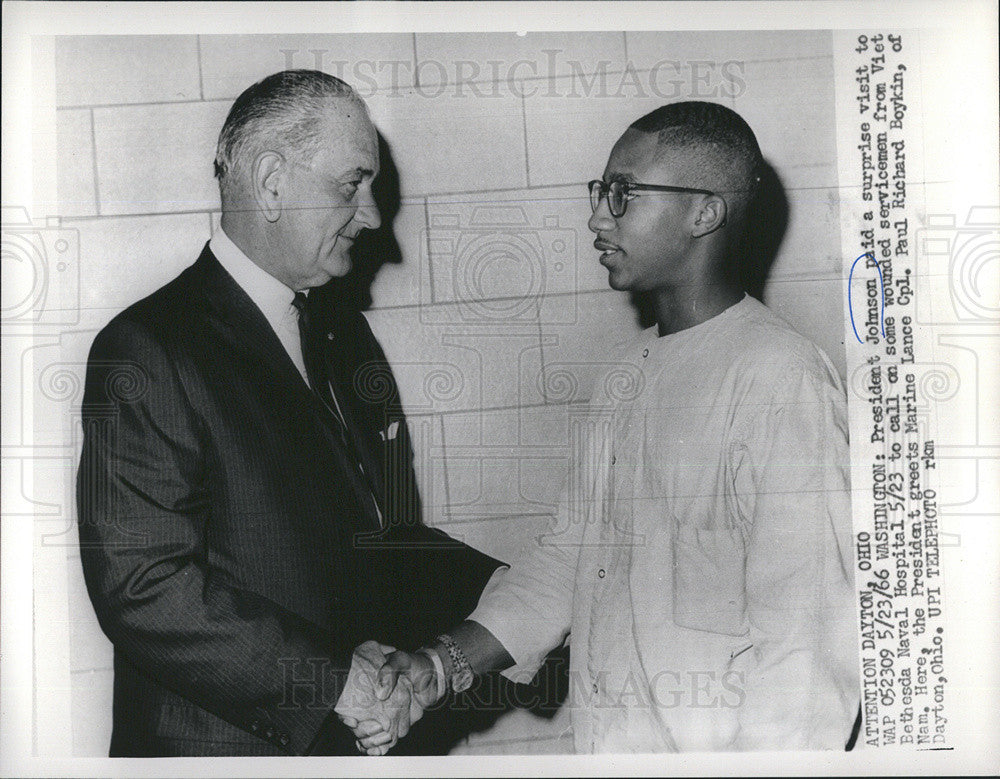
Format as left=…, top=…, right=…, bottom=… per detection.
left=467, top=566, right=557, bottom=684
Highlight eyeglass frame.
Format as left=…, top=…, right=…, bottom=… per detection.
left=588, top=178, right=724, bottom=219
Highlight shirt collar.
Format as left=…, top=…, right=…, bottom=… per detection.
left=210, top=226, right=298, bottom=327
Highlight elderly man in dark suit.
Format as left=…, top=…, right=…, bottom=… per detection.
left=76, top=69, right=501, bottom=757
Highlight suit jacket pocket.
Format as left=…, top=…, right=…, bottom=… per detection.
left=156, top=701, right=269, bottom=747
left=672, top=523, right=748, bottom=636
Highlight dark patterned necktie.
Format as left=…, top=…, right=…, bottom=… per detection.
left=292, top=291, right=343, bottom=422
left=292, top=291, right=383, bottom=527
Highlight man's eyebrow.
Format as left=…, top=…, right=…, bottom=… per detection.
left=338, top=167, right=376, bottom=179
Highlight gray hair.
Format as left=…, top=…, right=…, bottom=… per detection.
left=213, top=69, right=364, bottom=197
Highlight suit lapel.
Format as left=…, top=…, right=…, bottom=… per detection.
left=187, top=246, right=398, bottom=635
left=196, top=245, right=386, bottom=535
left=195, top=245, right=312, bottom=398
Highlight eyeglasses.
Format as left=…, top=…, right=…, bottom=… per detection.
left=588, top=179, right=719, bottom=218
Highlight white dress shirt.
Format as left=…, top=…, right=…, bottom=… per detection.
left=470, top=295, right=859, bottom=752
left=210, top=227, right=309, bottom=386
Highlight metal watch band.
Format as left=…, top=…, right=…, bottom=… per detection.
left=436, top=633, right=474, bottom=694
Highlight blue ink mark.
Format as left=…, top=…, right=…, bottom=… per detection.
left=848, top=252, right=885, bottom=344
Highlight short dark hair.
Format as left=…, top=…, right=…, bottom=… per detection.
left=629, top=101, right=763, bottom=218
left=214, top=69, right=363, bottom=195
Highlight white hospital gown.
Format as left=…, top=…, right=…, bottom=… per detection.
left=470, top=295, right=860, bottom=752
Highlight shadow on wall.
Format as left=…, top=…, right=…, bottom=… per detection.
left=739, top=160, right=789, bottom=304
left=314, top=130, right=404, bottom=314
left=629, top=158, right=789, bottom=329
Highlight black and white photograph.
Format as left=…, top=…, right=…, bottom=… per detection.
left=2, top=2, right=997, bottom=776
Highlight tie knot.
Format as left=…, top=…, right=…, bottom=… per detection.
left=292, top=291, right=309, bottom=315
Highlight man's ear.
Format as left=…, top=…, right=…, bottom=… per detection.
left=252, top=151, right=286, bottom=223
left=691, top=195, right=727, bottom=238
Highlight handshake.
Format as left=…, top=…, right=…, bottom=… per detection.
left=333, top=640, right=446, bottom=755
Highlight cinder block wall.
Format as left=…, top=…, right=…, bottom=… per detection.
left=48, top=31, right=843, bottom=756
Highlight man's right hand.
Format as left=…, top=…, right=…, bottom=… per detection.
left=333, top=641, right=411, bottom=754
left=350, top=649, right=442, bottom=755
left=345, top=622, right=514, bottom=754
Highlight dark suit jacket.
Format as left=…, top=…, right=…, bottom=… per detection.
left=76, top=245, right=502, bottom=756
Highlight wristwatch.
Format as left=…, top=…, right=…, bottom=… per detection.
left=436, top=633, right=474, bottom=693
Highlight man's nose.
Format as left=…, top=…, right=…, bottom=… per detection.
left=355, top=186, right=381, bottom=231
left=588, top=195, right=614, bottom=234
